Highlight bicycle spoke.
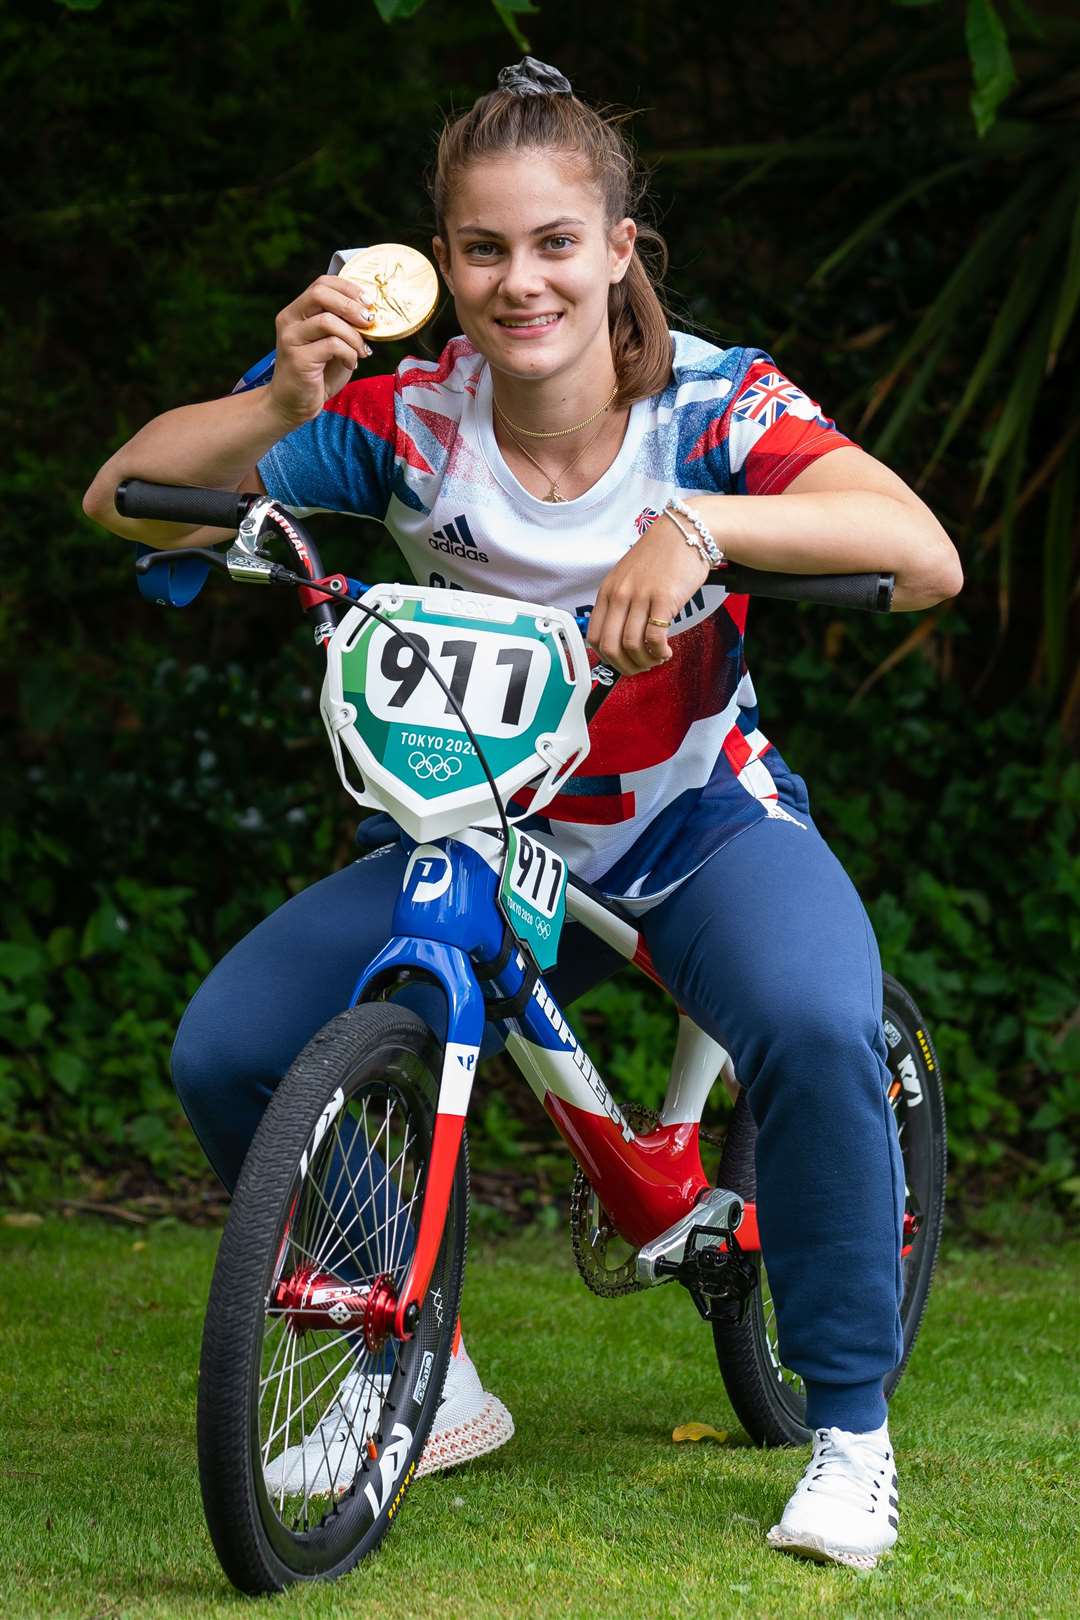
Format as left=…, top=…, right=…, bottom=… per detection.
left=314, top=1098, right=392, bottom=1268
left=277, top=1329, right=300, bottom=1517
left=385, top=1126, right=418, bottom=1276
left=296, top=1333, right=311, bottom=1522
left=371, top=1129, right=419, bottom=1278
left=258, top=1088, right=422, bottom=1517
left=259, top=1326, right=367, bottom=1391
left=307, top=1116, right=361, bottom=1269
left=262, top=1337, right=357, bottom=1455
left=260, top=1317, right=292, bottom=1399
left=313, top=1110, right=415, bottom=1282
left=261, top=1313, right=302, bottom=1474
left=382, top=1096, right=392, bottom=1274
left=298, top=1174, right=371, bottom=1283
left=387, top=1181, right=421, bottom=1280
left=310, top=1154, right=385, bottom=1284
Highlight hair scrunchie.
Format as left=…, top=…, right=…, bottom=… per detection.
left=496, top=56, right=573, bottom=97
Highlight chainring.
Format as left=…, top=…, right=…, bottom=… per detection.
left=569, top=1106, right=727, bottom=1297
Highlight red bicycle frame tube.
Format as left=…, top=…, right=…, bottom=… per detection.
left=392, top=1110, right=466, bottom=1340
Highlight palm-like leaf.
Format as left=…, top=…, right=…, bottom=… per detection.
left=652, top=11, right=1080, bottom=697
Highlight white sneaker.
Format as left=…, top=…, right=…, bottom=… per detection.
left=766, top=1422, right=899, bottom=1570
left=416, top=1335, right=515, bottom=1478
left=262, top=1367, right=390, bottom=1500
left=263, top=1338, right=514, bottom=1498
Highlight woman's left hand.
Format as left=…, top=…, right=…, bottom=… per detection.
left=587, top=515, right=711, bottom=674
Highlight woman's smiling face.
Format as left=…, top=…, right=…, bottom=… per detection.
left=433, top=151, right=635, bottom=388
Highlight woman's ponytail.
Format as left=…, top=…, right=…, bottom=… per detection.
left=608, top=223, right=673, bottom=409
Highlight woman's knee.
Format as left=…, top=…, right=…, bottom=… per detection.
left=171, top=933, right=298, bottom=1101
left=736, top=990, right=886, bottom=1107
left=171, top=977, right=248, bottom=1111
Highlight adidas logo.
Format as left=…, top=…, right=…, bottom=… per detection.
left=428, top=515, right=488, bottom=564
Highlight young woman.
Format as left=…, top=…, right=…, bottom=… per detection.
left=85, top=58, right=962, bottom=1569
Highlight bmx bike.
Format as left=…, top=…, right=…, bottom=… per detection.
left=121, top=478, right=946, bottom=1594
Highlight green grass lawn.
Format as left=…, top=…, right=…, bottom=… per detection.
left=1, top=1217, right=1077, bottom=1620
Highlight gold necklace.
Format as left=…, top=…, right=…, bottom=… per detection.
left=496, top=408, right=613, bottom=503
left=494, top=383, right=618, bottom=439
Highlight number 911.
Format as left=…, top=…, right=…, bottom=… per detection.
left=366, top=624, right=547, bottom=739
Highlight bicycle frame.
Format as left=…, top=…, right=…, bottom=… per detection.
left=350, top=827, right=761, bottom=1340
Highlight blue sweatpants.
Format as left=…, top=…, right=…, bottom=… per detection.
left=173, top=805, right=903, bottom=1434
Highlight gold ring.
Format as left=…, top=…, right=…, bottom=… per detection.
left=647, top=616, right=671, bottom=628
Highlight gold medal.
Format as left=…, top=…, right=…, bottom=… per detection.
left=339, top=244, right=440, bottom=341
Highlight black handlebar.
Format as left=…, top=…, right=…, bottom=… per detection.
left=116, top=479, right=255, bottom=530
left=120, top=481, right=895, bottom=616
left=716, top=563, right=893, bottom=614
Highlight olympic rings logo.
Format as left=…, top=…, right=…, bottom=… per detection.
left=407, top=751, right=462, bottom=783
left=534, top=918, right=552, bottom=940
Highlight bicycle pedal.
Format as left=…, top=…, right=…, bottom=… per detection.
left=655, top=1221, right=759, bottom=1323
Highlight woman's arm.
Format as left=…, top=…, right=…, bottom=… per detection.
left=694, top=447, right=964, bottom=611
left=83, top=389, right=279, bottom=548
left=83, top=274, right=378, bottom=548
left=587, top=446, right=963, bottom=674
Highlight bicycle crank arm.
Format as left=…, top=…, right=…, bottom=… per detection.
left=635, top=1187, right=744, bottom=1285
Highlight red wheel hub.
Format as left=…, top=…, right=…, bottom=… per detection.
left=272, top=1265, right=398, bottom=1347
left=362, top=1274, right=398, bottom=1353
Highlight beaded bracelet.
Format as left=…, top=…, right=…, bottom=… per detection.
left=665, top=496, right=725, bottom=569
left=663, top=507, right=712, bottom=569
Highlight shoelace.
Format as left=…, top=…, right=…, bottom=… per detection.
left=803, top=1427, right=890, bottom=1511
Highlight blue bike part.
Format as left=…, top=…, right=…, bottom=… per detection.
left=348, top=836, right=543, bottom=1051
left=134, top=542, right=211, bottom=607
left=231, top=349, right=278, bottom=394
left=390, top=839, right=507, bottom=958
left=351, top=936, right=488, bottom=1054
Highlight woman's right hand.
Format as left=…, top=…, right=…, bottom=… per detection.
left=269, top=274, right=379, bottom=427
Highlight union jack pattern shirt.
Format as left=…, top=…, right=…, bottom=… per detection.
left=258, top=331, right=856, bottom=907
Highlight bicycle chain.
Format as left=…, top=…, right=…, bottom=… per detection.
left=569, top=1107, right=728, bottom=1298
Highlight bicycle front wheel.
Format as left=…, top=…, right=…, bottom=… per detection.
left=197, top=1004, right=466, bottom=1594
left=711, top=974, right=946, bottom=1446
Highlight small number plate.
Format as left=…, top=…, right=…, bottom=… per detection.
left=498, top=828, right=567, bottom=970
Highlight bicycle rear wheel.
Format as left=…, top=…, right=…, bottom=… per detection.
left=197, top=1004, right=466, bottom=1593
left=711, top=974, right=946, bottom=1446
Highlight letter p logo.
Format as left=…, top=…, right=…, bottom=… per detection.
left=402, top=844, right=453, bottom=905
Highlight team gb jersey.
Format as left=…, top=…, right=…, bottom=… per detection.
left=258, top=330, right=855, bottom=908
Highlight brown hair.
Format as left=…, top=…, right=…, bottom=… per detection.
left=430, top=73, right=673, bottom=409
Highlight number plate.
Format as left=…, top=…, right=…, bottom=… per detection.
left=498, top=828, right=567, bottom=970
left=320, top=586, right=591, bottom=843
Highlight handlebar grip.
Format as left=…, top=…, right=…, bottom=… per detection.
left=116, top=479, right=253, bottom=530
left=719, top=565, right=893, bottom=613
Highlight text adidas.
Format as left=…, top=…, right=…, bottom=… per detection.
left=428, top=515, right=488, bottom=564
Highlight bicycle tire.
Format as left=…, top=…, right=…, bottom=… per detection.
left=197, top=1003, right=466, bottom=1593
left=711, top=974, right=946, bottom=1447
